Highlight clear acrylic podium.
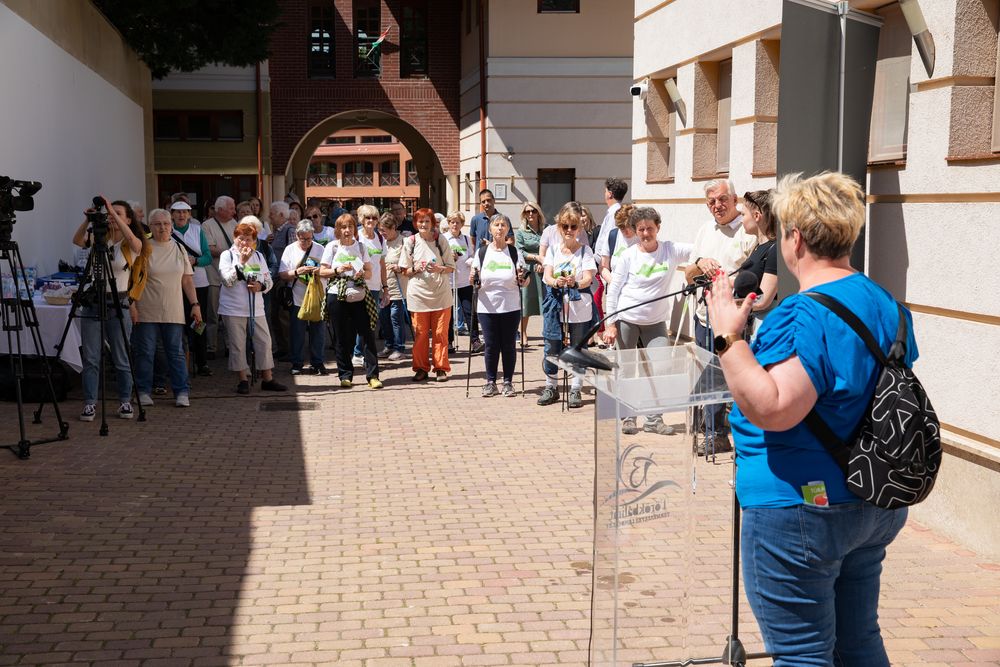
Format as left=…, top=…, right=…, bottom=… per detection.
left=556, top=343, right=767, bottom=667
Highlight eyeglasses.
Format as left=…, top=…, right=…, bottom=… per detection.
left=560, top=224, right=580, bottom=231
left=308, top=214, right=321, bottom=220
left=525, top=209, right=538, bottom=215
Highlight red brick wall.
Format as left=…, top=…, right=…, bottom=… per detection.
left=269, top=0, right=461, bottom=174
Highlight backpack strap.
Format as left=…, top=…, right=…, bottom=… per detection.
left=214, top=219, right=233, bottom=249
left=507, top=245, right=519, bottom=266
left=608, top=227, right=619, bottom=257
left=804, top=292, right=889, bottom=365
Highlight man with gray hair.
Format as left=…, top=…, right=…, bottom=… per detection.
left=688, top=178, right=757, bottom=454
left=267, top=200, right=294, bottom=360
left=201, top=195, right=238, bottom=355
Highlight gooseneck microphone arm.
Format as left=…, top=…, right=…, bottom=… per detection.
left=558, top=258, right=752, bottom=371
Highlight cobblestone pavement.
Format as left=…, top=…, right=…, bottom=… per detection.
left=0, top=329, right=998, bottom=666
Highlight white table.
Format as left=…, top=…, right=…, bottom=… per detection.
left=0, top=295, right=82, bottom=372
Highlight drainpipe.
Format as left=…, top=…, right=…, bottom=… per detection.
left=255, top=62, right=264, bottom=199
left=478, top=0, right=487, bottom=192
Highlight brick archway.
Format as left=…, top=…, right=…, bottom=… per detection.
left=284, top=110, right=448, bottom=211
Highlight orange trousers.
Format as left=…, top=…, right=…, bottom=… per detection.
left=410, top=308, right=451, bottom=372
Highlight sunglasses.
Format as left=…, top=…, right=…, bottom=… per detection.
left=525, top=209, right=538, bottom=215
left=560, top=224, right=579, bottom=231
left=308, top=214, right=321, bottom=219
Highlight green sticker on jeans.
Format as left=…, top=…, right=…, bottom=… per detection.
left=801, top=480, right=829, bottom=507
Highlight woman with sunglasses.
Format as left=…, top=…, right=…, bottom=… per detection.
left=306, top=205, right=336, bottom=245
left=538, top=203, right=598, bottom=408
left=603, top=207, right=692, bottom=435
left=353, top=204, right=388, bottom=364
left=514, top=202, right=546, bottom=344
left=739, top=190, right=779, bottom=330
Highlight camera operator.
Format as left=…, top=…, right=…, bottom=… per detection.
left=71, top=197, right=146, bottom=422
left=219, top=219, right=286, bottom=395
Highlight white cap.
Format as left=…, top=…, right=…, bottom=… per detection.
left=169, top=201, right=192, bottom=211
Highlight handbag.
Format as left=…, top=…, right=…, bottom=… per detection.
left=298, top=274, right=324, bottom=322
left=280, top=243, right=314, bottom=309
left=803, top=292, right=942, bottom=509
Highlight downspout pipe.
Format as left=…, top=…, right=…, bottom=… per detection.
left=478, top=0, right=487, bottom=192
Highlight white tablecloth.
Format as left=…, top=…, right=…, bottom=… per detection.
left=0, top=295, right=82, bottom=372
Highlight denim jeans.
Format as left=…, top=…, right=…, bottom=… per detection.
left=354, top=289, right=380, bottom=356
left=289, top=304, right=326, bottom=368
left=80, top=302, right=133, bottom=403
left=383, top=300, right=408, bottom=352
left=132, top=322, right=189, bottom=397
left=741, top=503, right=908, bottom=667
left=694, top=318, right=728, bottom=438
left=542, top=322, right=590, bottom=390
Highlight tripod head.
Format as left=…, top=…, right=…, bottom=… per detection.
left=85, top=196, right=111, bottom=248
left=0, top=176, right=42, bottom=244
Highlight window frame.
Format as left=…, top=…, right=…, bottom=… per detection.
left=307, top=1, right=336, bottom=79
left=400, top=0, right=429, bottom=78
left=353, top=0, right=382, bottom=78
left=537, top=168, right=576, bottom=224
left=153, top=110, right=244, bottom=142
left=716, top=58, right=733, bottom=175
left=537, top=0, right=580, bottom=13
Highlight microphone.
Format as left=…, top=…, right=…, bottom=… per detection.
left=558, top=258, right=754, bottom=372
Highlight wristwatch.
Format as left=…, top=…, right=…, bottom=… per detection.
left=713, top=333, right=742, bottom=356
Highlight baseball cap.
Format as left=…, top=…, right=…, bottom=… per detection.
left=170, top=201, right=192, bottom=211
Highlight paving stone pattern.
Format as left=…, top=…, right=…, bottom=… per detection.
left=0, top=333, right=998, bottom=666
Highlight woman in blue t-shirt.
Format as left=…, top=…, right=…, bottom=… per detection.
left=705, top=172, right=916, bottom=667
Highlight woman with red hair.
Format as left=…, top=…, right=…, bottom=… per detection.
left=399, top=208, right=456, bottom=381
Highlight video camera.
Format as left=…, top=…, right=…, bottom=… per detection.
left=0, top=176, right=42, bottom=222
left=85, top=196, right=110, bottom=244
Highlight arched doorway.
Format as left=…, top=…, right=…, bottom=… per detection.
left=281, top=109, right=455, bottom=213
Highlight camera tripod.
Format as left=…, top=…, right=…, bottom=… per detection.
left=48, top=221, right=146, bottom=435
left=0, top=236, right=69, bottom=459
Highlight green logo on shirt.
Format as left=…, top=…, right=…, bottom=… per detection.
left=368, top=248, right=383, bottom=256
left=485, top=260, right=513, bottom=271
left=635, top=262, right=670, bottom=278
left=334, top=252, right=358, bottom=263
left=613, top=246, right=627, bottom=258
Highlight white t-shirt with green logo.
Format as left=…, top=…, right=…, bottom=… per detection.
left=608, top=231, right=638, bottom=272
left=444, top=230, right=473, bottom=288
left=472, top=245, right=525, bottom=314
left=543, top=244, right=598, bottom=324
left=358, top=232, right=386, bottom=292
left=606, top=240, right=692, bottom=326
left=321, top=239, right=370, bottom=301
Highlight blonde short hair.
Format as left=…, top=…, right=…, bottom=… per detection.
left=357, top=204, right=379, bottom=220
left=772, top=172, right=865, bottom=259
left=446, top=210, right=465, bottom=225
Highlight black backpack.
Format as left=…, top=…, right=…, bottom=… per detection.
left=803, top=292, right=942, bottom=510
left=477, top=244, right=519, bottom=272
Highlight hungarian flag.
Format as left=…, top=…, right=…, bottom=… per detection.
left=364, top=27, right=391, bottom=59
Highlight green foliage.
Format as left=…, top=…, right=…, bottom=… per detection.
left=94, top=0, right=282, bottom=78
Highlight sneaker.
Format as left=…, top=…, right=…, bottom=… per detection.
left=196, top=365, right=213, bottom=377
left=470, top=339, right=485, bottom=354
left=456, top=326, right=469, bottom=336
left=175, top=393, right=190, bottom=407
left=368, top=377, right=384, bottom=389
left=537, top=386, right=559, bottom=406
left=481, top=382, right=498, bottom=398
left=377, top=347, right=391, bottom=358
left=290, top=366, right=307, bottom=376
left=696, top=433, right=733, bottom=457
left=340, top=379, right=353, bottom=388
left=152, top=386, right=168, bottom=396
left=352, top=355, right=364, bottom=367
left=568, top=390, right=583, bottom=408
left=311, top=364, right=329, bottom=376
left=448, top=345, right=457, bottom=354
left=261, top=379, right=287, bottom=392
left=412, top=369, right=428, bottom=382
left=502, top=382, right=516, bottom=398
left=138, top=393, right=154, bottom=407
left=118, top=402, right=134, bottom=420
left=387, top=350, right=404, bottom=361
left=236, top=380, right=250, bottom=395
left=435, top=370, right=448, bottom=382
left=79, top=404, right=96, bottom=422
left=515, top=331, right=521, bottom=344
left=643, top=418, right=675, bottom=436
left=621, top=416, right=639, bottom=435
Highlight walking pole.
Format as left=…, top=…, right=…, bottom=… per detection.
left=247, top=279, right=258, bottom=386
left=561, top=285, right=569, bottom=412
left=516, top=265, right=526, bottom=397
left=465, top=271, right=480, bottom=398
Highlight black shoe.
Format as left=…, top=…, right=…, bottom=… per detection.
left=206, top=351, right=217, bottom=361
left=290, top=366, right=306, bottom=376
left=197, top=365, right=213, bottom=377
left=261, top=379, right=287, bottom=392
left=312, top=365, right=329, bottom=376
left=236, top=380, right=250, bottom=395
left=412, top=369, right=428, bottom=382
left=536, top=386, right=559, bottom=406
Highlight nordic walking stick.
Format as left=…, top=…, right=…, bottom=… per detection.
left=561, top=285, right=570, bottom=412
left=516, top=266, right=526, bottom=397
left=465, top=271, right=480, bottom=398
left=247, top=279, right=258, bottom=386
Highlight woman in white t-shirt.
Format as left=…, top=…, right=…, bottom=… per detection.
left=539, top=203, right=598, bottom=409
left=307, top=205, right=336, bottom=245
left=444, top=212, right=478, bottom=351
left=278, top=220, right=327, bottom=375
left=472, top=214, right=527, bottom=398
left=353, top=205, right=387, bottom=363
left=319, top=213, right=381, bottom=388
left=219, top=220, right=286, bottom=395
left=603, top=206, right=692, bottom=435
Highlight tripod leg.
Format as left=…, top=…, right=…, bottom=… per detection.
left=465, top=286, right=478, bottom=398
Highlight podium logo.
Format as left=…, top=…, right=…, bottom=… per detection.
left=605, top=444, right=678, bottom=528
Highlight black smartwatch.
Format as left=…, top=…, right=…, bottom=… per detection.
left=713, top=333, right=742, bottom=356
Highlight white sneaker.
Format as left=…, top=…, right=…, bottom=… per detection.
left=79, top=404, right=96, bottom=422
left=175, top=393, right=190, bottom=407
left=352, top=355, right=364, bottom=367
left=387, top=350, right=404, bottom=361
left=118, top=402, right=134, bottom=419
left=138, top=393, right=154, bottom=407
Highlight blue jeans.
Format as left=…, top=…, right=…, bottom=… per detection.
left=695, top=318, right=728, bottom=438
left=354, top=290, right=380, bottom=356
left=289, top=304, right=326, bottom=368
left=132, top=322, right=189, bottom=396
left=383, top=300, right=408, bottom=352
left=80, top=303, right=133, bottom=403
left=741, top=503, right=908, bottom=667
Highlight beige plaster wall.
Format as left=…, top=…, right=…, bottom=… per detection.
left=487, top=0, right=632, bottom=58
